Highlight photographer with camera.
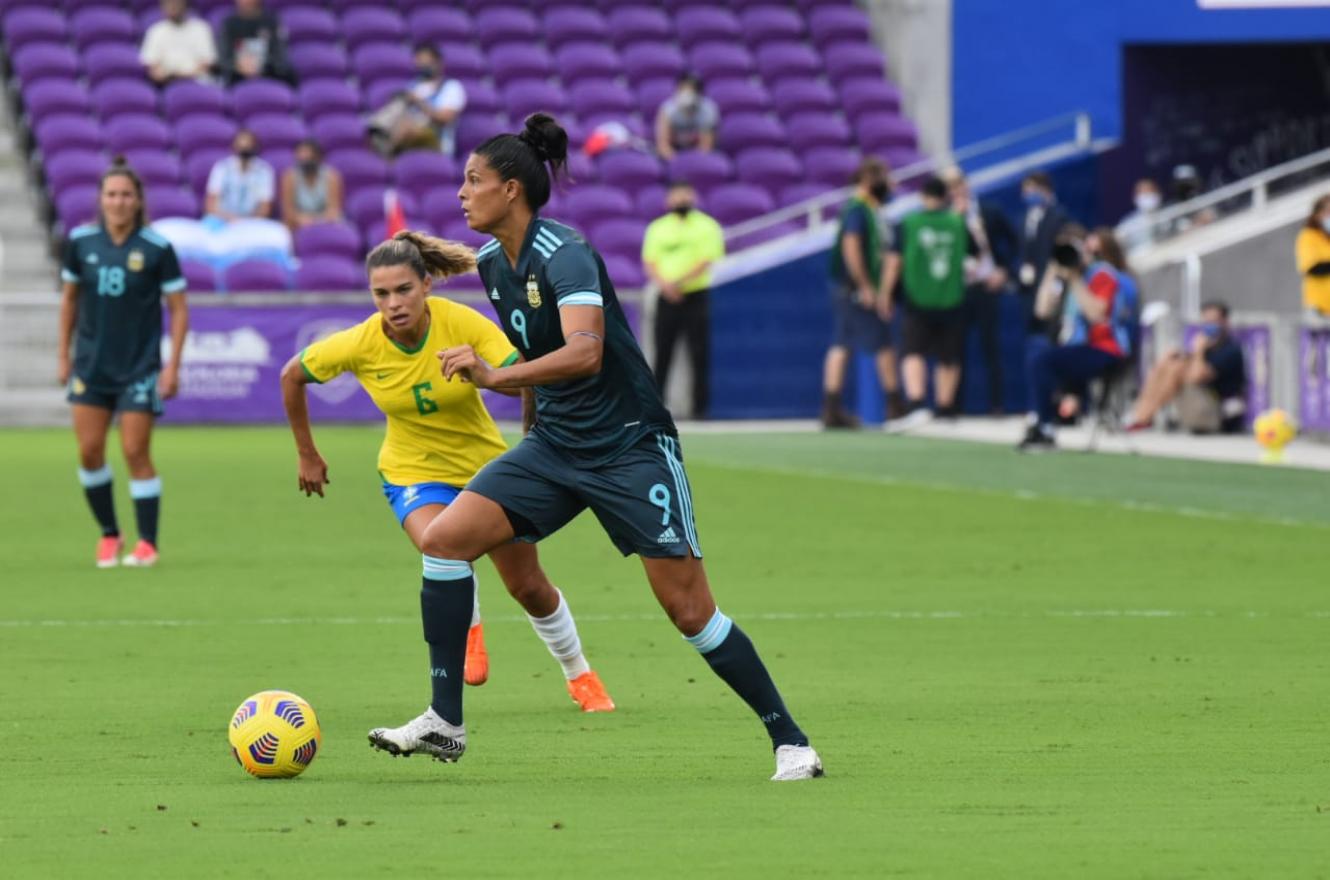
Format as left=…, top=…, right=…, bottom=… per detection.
left=1018, top=226, right=1137, bottom=451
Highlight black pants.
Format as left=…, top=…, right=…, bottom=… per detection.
left=964, top=284, right=1004, bottom=410
left=653, top=289, right=709, bottom=419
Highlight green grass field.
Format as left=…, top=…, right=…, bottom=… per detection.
left=2, top=426, right=1328, bottom=878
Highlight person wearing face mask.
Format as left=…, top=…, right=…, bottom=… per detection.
left=1125, top=300, right=1245, bottom=434
left=369, top=45, right=467, bottom=157
left=642, top=181, right=725, bottom=419
left=205, top=129, right=275, bottom=223
left=218, top=0, right=293, bottom=85
left=654, top=73, right=719, bottom=161
left=279, top=139, right=344, bottom=232
left=1015, top=171, right=1071, bottom=340
left=1295, top=194, right=1330, bottom=317
left=1116, top=178, right=1162, bottom=251
left=140, top=0, right=217, bottom=85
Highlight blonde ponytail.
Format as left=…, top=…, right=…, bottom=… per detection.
left=365, top=229, right=477, bottom=280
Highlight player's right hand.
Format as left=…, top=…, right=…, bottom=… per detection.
left=298, top=454, right=330, bottom=498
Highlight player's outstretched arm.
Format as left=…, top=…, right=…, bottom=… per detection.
left=279, top=355, right=330, bottom=498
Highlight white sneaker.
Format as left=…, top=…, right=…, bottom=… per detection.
left=367, top=707, right=466, bottom=762
left=771, top=744, right=824, bottom=781
left=884, top=408, right=933, bottom=434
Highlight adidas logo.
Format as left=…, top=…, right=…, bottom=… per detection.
left=657, top=526, right=680, bottom=544
left=85, top=254, right=99, bottom=264
left=488, top=287, right=500, bottom=300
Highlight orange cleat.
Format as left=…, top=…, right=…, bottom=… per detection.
left=95, top=536, right=123, bottom=569
left=567, top=670, right=615, bottom=713
left=464, top=624, right=489, bottom=686
left=121, top=540, right=158, bottom=568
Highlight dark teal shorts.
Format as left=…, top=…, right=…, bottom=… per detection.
left=67, top=373, right=162, bottom=415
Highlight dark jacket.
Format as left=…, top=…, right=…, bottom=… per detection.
left=218, top=11, right=292, bottom=83
left=979, top=201, right=1019, bottom=277
left=1018, top=201, right=1071, bottom=294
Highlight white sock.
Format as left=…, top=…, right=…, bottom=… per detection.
left=527, top=590, right=590, bottom=680
left=470, top=575, right=481, bottom=628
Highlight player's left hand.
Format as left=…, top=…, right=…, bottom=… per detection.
left=439, top=345, right=495, bottom=388
left=158, top=366, right=180, bottom=400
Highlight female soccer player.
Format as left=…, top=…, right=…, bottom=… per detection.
left=58, top=159, right=189, bottom=568
left=279, top=230, right=614, bottom=712
left=369, top=114, right=823, bottom=781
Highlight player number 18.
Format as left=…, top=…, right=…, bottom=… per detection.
left=96, top=266, right=126, bottom=297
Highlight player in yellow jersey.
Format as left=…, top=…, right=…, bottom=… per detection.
left=279, top=231, right=614, bottom=732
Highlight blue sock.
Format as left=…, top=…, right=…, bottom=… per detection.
left=78, top=466, right=118, bottom=537
left=130, top=477, right=161, bottom=546
left=420, top=556, right=475, bottom=726
left=686, top=609, right=808, bottom=749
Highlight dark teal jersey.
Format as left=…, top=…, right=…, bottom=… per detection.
left=61, top=224, right=185, bottom=391
left=476, top=217, right=675, bottom=464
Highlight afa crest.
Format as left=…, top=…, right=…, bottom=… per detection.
left=526, top=273, right=542, bottom=308
left=127, top=249, right=145, bottom=272
left=70, top=377, right=86, bottom=395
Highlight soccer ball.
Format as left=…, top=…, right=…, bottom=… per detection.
left=1253, top=409, right=1296, bottom=450
left=227, top=690, right=321, bottom=779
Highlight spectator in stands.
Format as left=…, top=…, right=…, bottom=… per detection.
left=218, top=0, right=293, bottom=86
left=1016, top=171, right=1071, bottom=339
left=1018, top=226, right=1137, bottom=451
left=1166, top=164, right=1216, bottom=234
left=368, top=45, right=467, bottom=157
left=1296, top=194, right=1330, bottom=317
left=205, top=129, right=274, bottom=222
left=140, top=0, right=217, bottom=85
left=1126, top=301, right=1246, bottom=434
left=820, top=157, right=902, bottom=428
left=642, top=181, right=725, bottom=420
left=943, top=167, right=1018, bottom=415
left=279, top=139, right=344, bottom=232
left=1116, top=178, right=1163, bottom=251
left=654, top=74, right=719, bottom=161
left=883, top=176, right=976, bottom=429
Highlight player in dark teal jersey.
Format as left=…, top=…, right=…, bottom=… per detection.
left=57, top=160, right=189, bottom=569
left=362, top=114, right=822, bottom=781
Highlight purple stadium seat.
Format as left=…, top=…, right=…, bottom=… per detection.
left=778, top=182, right=831, bottom=208
left=407, top=8, right=473, bottom=44
left=607, top=8, right=670, bottom=48
left=587, top=218, right=647, bottom=262
left=232, top=79, right=296, bottom=120
left=361, top=217, right=432, bottom=251
left=734, top=147, right=804, bottom=191
left=675, top=8, right=741, bottom=49
left=327, top=148, right=390, bottom=190
left=556, top=43, right=622, bottom=86
left=44, top=150, right=107, bottom=193
left=729, top=219, right=804, bottom=251
left=707, top=79, right=772, bottom=115
left=474, top=7, right=538, bottom=47
left=90, top=78, right=157, bottom=119
left=543, top=8, right=608, bottom=49
left=35, top=115, right=104, bottom=154
left=855, top=113, right=917, bottom=153
left=12, top=43, right=79, bottom=85
left=717, top=113, right=787, bottom=153
left=148, top=187, right=199, bottom=221
left=2, top=9, right=67, bottom=52
left=180, top=260, right=216, bottom=293
left=352, top=43, right=415, bottom=90
left=596, top=150, right=663, bottom=190
left=83, top=44, right=146, bottom=86
left=796, top=0, right=861, bottom=9
left=224, top=260, right=292, bottom=293
left=437, top=43, right=486, bottom=80
left=566, top=150, right=598, bottom=183
left=570, top=81, right=636, bottom=118
left=422, top=189, right=461, bottom=234
left=134, top=8, right=162, bottom=39
left=667, top=150, right=735, bottom=189
left=56, top=185, right=99, bottom=230
left=603, top=254, right=646, bottom=288
left=634, top=185, right=667, bottom=220
left=456, top=114, right=510, bottom=155
left=621, top=42, right=685, bottom=85
left=739, top=6, right=804, bottom=45
left=501, top=81, right=568, bottom=121
left=580, top=113, right=649, bottom=143
left=883, top=146, right=924, bottom=174
left=786, top=112, right=853, bottom=151
left=487, top=42, right=553, bottom=87
left=635, top=78, right=676, bottom=119
left=104, top=114, right=171, bottom=153
left=839, top=78, right=903, bottom=120
left=282, top=7, right=338, bottom=45
left=461, top=80, right=500, bottom=115
left=245, top=114, right=308, bottom=152
left=175, top=114, right=239, bottom=158
left=562, top=185, right=634, bottom=228
left=262, top=148, right=295, bottom=189
left=362, top=80, right=411, bottom=115
left=393, top=151, right=458, bottom=191
left=310, top=115, right=368, bottom=153
left=772, top=80, right=838, bottom=118
left=800, top=147, right=861, bottom=187
left=689, top=42, right=755, bottom=81
left=341, top=8, right=406, bottom=52
left=702, top=182, right=774, bottom=226
left=440, top=218, right=488, bottom=250
left=823, top=41, right=886, bottom=83
left=299, top=80, right=360, bottom=120
left=290, top=45, right=349, bottom=81
left=69, top=8, right=134, bottom=51
left=124, top=150, right=183, bottom=188
left=294, top=221, right=362, bottom=259
left=185, top=149, right=228, bottom=198
left=808, top=6, right=871, bottom=46
left=24, top=80, right=92, bottom=122
left=295, top=257, right=364, bottom=291
left=757, top=43, right=823, bottom=83
left=162, top=80, right=228, bottom=122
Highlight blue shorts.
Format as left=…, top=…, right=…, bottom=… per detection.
left=67, top=373, right=162, bottom=415
left=831, top=286, right=892, bottom=352
left=381, top=481, right=463, bottom=526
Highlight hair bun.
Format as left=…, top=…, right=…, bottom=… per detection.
left=518, top=113, right=569, bottom=166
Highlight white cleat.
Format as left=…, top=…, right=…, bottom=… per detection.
left=367, top=707, right=466, bottom=763
left=884, top=408, right=933, bottom=434
left=771, top=744, right=825, bottom=781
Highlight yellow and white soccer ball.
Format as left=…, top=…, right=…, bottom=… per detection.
left=227, top=690, right=321, bottom=779
left=1253, top=408, right=1296, bottom=451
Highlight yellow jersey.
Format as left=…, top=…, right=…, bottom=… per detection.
left=1296, top=227, right=1330, bottom=315
left=299, top=297, right=518, bottom=487
left=641, top=209, right=725, bottom=294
